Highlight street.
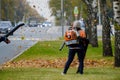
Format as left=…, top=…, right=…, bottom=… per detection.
left=0, top=26, right=68, bottom=65
left=0, top=40, right=37, bottom=64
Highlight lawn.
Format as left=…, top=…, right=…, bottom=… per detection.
left=0, top=67, right=120, bottom=80
left=0, top=40, right=120, bottom=80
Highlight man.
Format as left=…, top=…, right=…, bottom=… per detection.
left=62, top=21, right=86, bottom=75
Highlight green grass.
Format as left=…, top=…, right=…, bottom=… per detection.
left=0, top=67, right=120, bottom=80
left=14, top=40, right=114, bottom=60
left=14, top=40, right=68, bottom=60
left=0, top=40, right=120, bottom=80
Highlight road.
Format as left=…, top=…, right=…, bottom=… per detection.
left=0, top=26, right=68, bottom=65
left=9, top=26, right=63, bottom=40
left=0, top=40, right=37, bottom=64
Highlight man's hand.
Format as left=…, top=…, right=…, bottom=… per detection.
left=0, top=36, right=10, bottom=44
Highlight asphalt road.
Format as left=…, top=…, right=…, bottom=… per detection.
left=9, top=26, right=65, bottom=40
left=0, top=40, right=37, bottom=64
left=0, top=26, right=68, bottom=65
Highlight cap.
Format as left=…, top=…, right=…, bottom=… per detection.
left=72, top=21, right=81, bottom=31
left=73, top=21, right=81, bottom=28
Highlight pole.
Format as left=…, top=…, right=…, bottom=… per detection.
left=80, top=3, right=83, bottom=18
left=61, top=0, right=64, bottom=36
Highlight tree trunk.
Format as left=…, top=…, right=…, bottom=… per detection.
left=83, top=0, right=98, bottom=47
left=113, top=0, right=120, bottom=67
left=101, top=0, right=113, bottom=56
left=90, top=0, right=98, bottom=47
left=114, top=30, right=120, bottom=67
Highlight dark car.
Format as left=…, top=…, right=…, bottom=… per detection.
left=0, top=21, right=13, bottom=34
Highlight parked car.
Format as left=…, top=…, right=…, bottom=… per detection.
left=28, top=20, right=38, bottom=27
left=42, top=22, right=52, bottom=27
left=0, top=21, right=13, bottom=35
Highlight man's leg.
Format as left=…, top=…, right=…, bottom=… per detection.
left=63, top=49, right=76, bottom=74
left=77, top=49, right=85, bottom=74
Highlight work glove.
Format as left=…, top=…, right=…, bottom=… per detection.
left=0, top=36, right=10, bottom=44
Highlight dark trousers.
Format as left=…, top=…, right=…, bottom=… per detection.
left=63, top=49, right=85, bottom=74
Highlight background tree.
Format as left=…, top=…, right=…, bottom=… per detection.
left=101, top=0, right=113, bottom=56
left=82, top=0, right=98, bottom=47
left=113, top=0, right=120, bottom=67
left=1, top=0, right=14, bottom=21
left=0, top=0, right=44, bottom=25
left=49, top=0, right=61, bottom=25
left=49, top=0, right=87, bottom=25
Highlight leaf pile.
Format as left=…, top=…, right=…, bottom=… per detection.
left=2, top=58, right=113, bottom=68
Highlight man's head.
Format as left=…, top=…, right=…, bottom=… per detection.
left=73, top=21, right=81, bottom=31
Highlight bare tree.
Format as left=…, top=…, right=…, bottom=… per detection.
left=82, top=0, right=98, bottom=47
left=113, top=0, right=120, bottom=67
left=101, top=0, right=113, bottom=56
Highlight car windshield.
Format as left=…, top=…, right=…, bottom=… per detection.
left=0, top=23, right=10, bottom=28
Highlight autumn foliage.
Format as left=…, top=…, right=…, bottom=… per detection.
left=3, top=58, right=113, bottom=68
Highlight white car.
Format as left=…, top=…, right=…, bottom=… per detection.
left=42, top=22, right=52, bottom=27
